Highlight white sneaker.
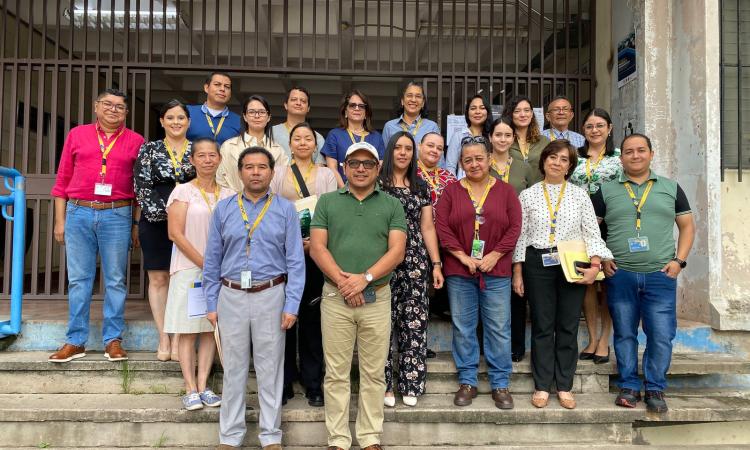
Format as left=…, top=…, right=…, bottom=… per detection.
left=384, top=395, right=396, bottom=407
left=402, top=395, right=418, bottom=407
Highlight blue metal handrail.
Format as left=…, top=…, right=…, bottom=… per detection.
left=0, top=166, right=25, bottom=339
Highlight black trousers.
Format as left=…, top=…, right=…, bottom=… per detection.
left=510, top=291, right=527, bottom=356
left=284, top=254, right=325, bottom=395
left=523, top=247, right=586, bottom=392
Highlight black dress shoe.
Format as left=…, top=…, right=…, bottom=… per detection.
left=426, top=348, right=437, bottom=359
left=579, top=351, right=595, bottom=360
left=593, top=347, right=610, bottom=364
left=511, top=352, right=524, bottom=362
left=306, top=391, right=324, bottom=407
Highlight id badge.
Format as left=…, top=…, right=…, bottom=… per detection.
left=94, top=183, right=113, bottom=196
left=628, top=236, right=650, bottom=253
left=471, top=239, right=485, bottom=259
left=541, top=252, right=561, bottom=267
left=240, top=270, right=252, bottom=289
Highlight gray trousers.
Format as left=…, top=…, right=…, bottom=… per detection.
left=217, top=283, right=286, bottom=447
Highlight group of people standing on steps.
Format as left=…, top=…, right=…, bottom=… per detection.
left=46, top=71, right=695, bottom=450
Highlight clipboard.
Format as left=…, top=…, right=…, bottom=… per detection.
left=558, top=240, right=605, bottom=283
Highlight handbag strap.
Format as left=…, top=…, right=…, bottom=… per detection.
left=290, top=163, right=311, bottom=198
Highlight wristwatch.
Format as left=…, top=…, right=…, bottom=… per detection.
left=432, top=261, right=443, bottom=267
left=364, top=271, right=374, bottom=283
left=671, top=257, right=687, bottom=268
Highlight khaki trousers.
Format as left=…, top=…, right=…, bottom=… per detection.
left=321, top=281, right=391, bottom=449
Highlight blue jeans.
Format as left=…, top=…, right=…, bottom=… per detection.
left=605, top=268, right=677, bottom=392
left=64, top=202, right=132, bottom=347
left=446, top=275, right=512, bottom=389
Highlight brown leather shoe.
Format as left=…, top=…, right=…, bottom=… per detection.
left=491, top=388, right=514, bottom=409
left=453, top=384, right=478, bottom=406
left=531, top=390, right=550, bottom=408
left=362, top=445, right=383, bottom=450
left=262, top=444, right=282, bottom=450
left=49, top=344, right=86, bottom=363
left=104, top=340, right=128, bottom=362
left=557, top=391, right=576, bottom=409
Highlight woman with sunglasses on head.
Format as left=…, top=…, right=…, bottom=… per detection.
left=134, top=99, right=196, bottom=362
left=488, top=116, right=535, bottom=362
left=512, top=140, right=612, bottom=410
left=382, top=81, right=440, bottom=146
left=503, top=95, right=550, bottom=184
left=444, top=95, right=493, bottom=178
left=216, top=94, right=288, bottom=192
left=435, top=135, right=522, bottom=410
left=379, top=131, right=444, bottom=408
left=322, top=90, right=386, bottom=188
left=569, top=108, right=622, bottom=365
left=270, top=122, right=338, bottom=408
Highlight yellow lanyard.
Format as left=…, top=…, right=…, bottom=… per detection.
left=549, top=132, right=556, bottom=142
left=237, top=193, right=274, bottom=257
left=491, top=156, right=512, bottom=183
left=518, top=139, right=530, bottom=161
left=97, top=128, right=125, bottom=179
left=417, top=161, right=440, bottom=190
left=461, top=177, right=495, bottom=238
left=585, top=151, right=605, bottom=183
left=291, top=161, right=315, bottom=198
left=164, top=139, right=189, bottom=179
left=205, top=113, right=226, bottom=138
left=400, top=117, right=423, bottom=136
left=347, top=128, right=369, bottom=145
left=542, top=181, right=567, bottom=244
left=196, top=182, right=220, bottom=213
left=624, top=180, right=654, bottom=234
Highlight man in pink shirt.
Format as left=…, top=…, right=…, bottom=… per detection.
left=49, top=89, right=145, bottom=363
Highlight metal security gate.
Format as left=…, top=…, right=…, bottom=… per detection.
left=0, top=0, right=594, bottom=301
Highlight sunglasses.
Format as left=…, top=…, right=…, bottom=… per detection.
left=347, top=103, right=367, bottom=110
left=461, top=135, right=488, bottom=146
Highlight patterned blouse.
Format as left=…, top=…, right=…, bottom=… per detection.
left=569, top=148, right=622, bottom=195
left=416, top=165, right=458, bottom=207
left=134, top=140, right=196, bottom=222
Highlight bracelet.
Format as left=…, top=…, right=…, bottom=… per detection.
left=432, top=261, right=443, bottom=267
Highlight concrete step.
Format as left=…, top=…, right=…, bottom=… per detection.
left=1, top=351, right=748, bottom=395
left=1, top=393, right=750, bottom=447
left=1, top=447, right=748, bottom=450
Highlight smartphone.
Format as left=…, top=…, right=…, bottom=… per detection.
left=574, top=261, right=591, bottom=274
left=363, top=286, right=377, bottom=303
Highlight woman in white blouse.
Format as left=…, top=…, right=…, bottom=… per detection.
left=511, top=139, right=612, bottom=410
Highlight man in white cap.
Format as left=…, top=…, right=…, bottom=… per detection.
left=310, top=142, right=407, bottom=450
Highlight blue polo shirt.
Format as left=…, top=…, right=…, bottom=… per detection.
left=186, top=104, right=242, bottom=146
left=321, top=127, right=385, bottom=182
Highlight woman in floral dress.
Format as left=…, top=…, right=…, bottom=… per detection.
left=380, top=131, right=444, bottom=407
left=569, top=108, right=622, bottom=364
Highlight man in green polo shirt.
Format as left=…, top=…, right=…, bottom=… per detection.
left=591, top=133, right=694, bottom=414
left=310, top=141, right=407, bottom=450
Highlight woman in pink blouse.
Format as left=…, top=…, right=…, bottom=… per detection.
left=435, top=136, right=522, bottom=410
left=164, top=138, right=234, bottom=411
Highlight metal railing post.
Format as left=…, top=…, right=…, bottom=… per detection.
left=0, top=166, right=26, bottom=339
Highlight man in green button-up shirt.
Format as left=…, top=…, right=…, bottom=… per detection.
left=591, top=133, right=695, bottom=414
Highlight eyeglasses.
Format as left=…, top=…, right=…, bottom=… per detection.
left=245, top=109, right=268, bottom=117
left=344, top=159, right=378, bottom=169
left=347, top=103, right=367, bottom=110
left=583, top=123, right=608, bottom=131
left=549, top=107, right=572, bottom=113
left=97, top=101, right=127, bottom=112
left=461, top=135, right=488, bottom=146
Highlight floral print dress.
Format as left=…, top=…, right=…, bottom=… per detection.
left=569, top=148, right=622, bottom=195
left=384, top=183, right=431, bottom=397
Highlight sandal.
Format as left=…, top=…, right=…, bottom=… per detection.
left=531, top=390, right=549, bottom=408
left=557, top=391, right=576, bottom=409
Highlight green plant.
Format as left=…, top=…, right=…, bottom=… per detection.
left=152, top=431, right=168, bottom=448
left=120, top=360, right=135, bottom=394
left=148, top=384, right=168, bottom=394
left=37, top=442, right=50, bottom=449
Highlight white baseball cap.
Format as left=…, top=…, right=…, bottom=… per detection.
left=344, top=141, right=379, bottom=161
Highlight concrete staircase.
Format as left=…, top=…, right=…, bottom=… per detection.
left=0, top=351, right=749, bottom=448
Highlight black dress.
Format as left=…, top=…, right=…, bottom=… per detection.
left=384, top=183, right=431, bottom=397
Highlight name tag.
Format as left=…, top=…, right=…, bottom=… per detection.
left=628, top=237, right=650, bottom=253
left=471, top=239, right=485, bottom=259
left=541, top=252, right=561, bottom=267
left=240, top=270, right=252, bottom=289
left=94, top=183, right=113, bottom=196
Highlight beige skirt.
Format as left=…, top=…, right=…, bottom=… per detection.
left=164, top=267, right=215, bottom=334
